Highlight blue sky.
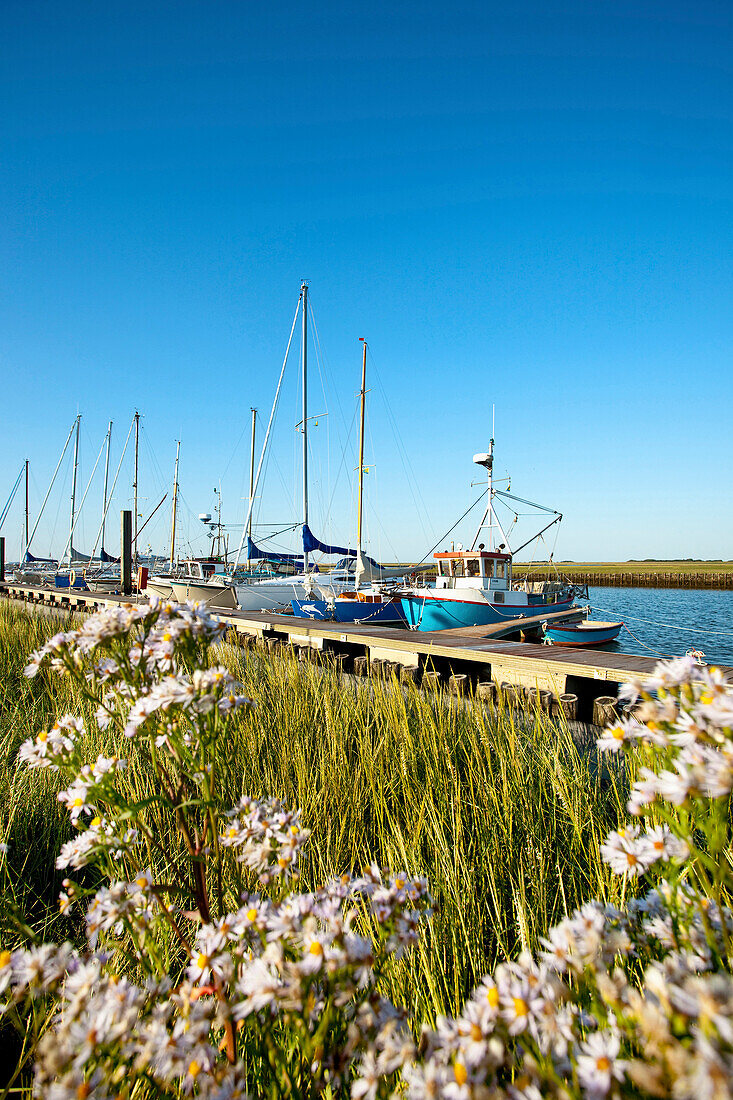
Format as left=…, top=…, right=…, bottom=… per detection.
left=1, top=0, right=731, bottom=563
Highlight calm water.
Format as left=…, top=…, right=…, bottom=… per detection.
left=584, top=587, right=733, bottom=667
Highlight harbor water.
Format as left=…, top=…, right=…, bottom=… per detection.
left=585, top=586, right=733, bottom=666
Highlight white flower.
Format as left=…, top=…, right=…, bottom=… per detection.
left=576, top=1031, right=625, bottom=1097
left=601, top=826, right=654, bottom=878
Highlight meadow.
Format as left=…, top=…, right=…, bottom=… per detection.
left=0, top=599, right=626, bottom=1024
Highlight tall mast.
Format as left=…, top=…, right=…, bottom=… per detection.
left=301, top=281, right=309, bottom=572
left=486, top=435, right=494, bottom=551
left=132, top=410, right=140, bottom=568
left=24, top=460, right=29, bottom=556
left=68, top=414, right=81, bottom=564
left=248, top=408, right=256, bottom=546
left=357, top=339, right=367, bottom=551
left=100, top=420, right=112, bottom=555
left=169, top=440, right=180, bottom=568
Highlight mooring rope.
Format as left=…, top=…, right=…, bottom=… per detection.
left=589, top=604, right=733, bottom=639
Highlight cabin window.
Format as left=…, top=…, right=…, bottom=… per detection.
left=452, top=559, right=465, bottom=578
left=437, top=560, right=448, bottom=577
left=495, top=561, right=505, bottom=580
left=467, top=558, right=480, bottom=578
left=483, top=558, right=494, bottom=579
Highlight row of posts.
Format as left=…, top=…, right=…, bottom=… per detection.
left=0, top=511, right=134, bottom=593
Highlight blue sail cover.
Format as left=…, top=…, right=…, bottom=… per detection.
left=23, top=550, right=57, bottom=565
left=246, top=536, right=304, bottom=566
left=100, top=547, right=120, bottom=563
left=302, top=524, right=357, bottom=557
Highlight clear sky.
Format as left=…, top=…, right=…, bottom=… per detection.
left=1, top=0, right=731, bottom=564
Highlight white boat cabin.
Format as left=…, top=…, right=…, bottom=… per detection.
left=434, top=550, right=513, bottom=597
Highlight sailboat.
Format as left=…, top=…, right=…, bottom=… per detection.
left=174, top=283, right=360, bottom=612
left=399, top=441, right=578, bottom=631
left=291, top=339, right=406, bottom=624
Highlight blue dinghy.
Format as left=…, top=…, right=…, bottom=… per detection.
left=543, top=620, right=623, bottom=648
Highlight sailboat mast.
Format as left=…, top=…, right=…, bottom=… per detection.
left=100, top=421, right=112, bottom=555
left=248, top=409, right=256, bottom=544
left=24, top=460, right=29, bottom=556
left=486, top=435, right=494, bottom=552
left=301, top=281, right=309, bottom=572
left=169, top=440, right=180, bottom=568
left=357, top=339, right=367, bottom=550
left=133, top=410, right=140, bottom=568
left=68, top=414, right=81, bottom=564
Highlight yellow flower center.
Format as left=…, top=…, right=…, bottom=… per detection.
left=596, top=1056, right=611, bottom=1072
left=135, top=877, right=147, bottom=888
left=486, top=986, right=499, bottom=1008
left=626, top=853, right=638, bottom=867
left=196, top=953, right=209, bottom=970
left=470, top=1024, right=482, bottom=1042
left=653, top=840, right=664, bottom=851
left=90, top=816, right=102, bottom=828
left=227, top=827, right=238, bottom=837
left=163, top=633, right=172, bottom=642
left=395, top=877, right=405, bottom=889
left=247, top=908, right=258, bottom=922
left=513, top=997, right=528, bottom=1018
left=0, top=950, right=11, bottom=968
left=188, top=1060, right=201, bottom=1079
left=453, top=1062, right=468, bottom=1086
left=611, top=727, right=624, bottom=740
left=37, top=730, right=48, bottom=743
left=72, top=797, right=84, bottom=808
left=76, top=1085, right=92, bottom=1100
left=308, top=942, right=323, bottom=956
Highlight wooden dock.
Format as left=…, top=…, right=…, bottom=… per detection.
left=2, top=582, right=730, bottom=721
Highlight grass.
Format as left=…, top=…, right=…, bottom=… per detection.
left=0, top=600, right=627, bottom=1023
left=512, top=560, right=733, bottom=576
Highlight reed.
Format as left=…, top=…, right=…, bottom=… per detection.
left=0, top=601, right=626, bottom=1023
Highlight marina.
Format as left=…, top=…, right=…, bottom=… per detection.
left=3, top=579, right=730, bottom=722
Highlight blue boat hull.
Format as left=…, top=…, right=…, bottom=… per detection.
left=54, top=574, right=88, bottom=590
left=291, top=598, right=405, bottom=624
left=544, top=622, right=622, bottom=647
left=399, top=595, right=574, bottom=632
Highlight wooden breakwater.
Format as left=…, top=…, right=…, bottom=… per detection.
left=512, top=569, right=733, bottom=590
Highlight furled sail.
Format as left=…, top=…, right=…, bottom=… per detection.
left=100, top=547, right=120, bottom=563
left=23, top=550, right=56, bottom=565
left=246, top=535, right=304, bottom=566
left=69, top=547, right=91, bottom=563
left=302, top=523, right=357, bottom=558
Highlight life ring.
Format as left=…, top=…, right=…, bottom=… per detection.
left=70, top=570, right=77, bottom=587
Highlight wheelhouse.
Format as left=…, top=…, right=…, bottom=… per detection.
left=433, top=550, right=512, bottom=589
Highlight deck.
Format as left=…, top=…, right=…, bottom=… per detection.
left=2, top=582, right=729, bottom=718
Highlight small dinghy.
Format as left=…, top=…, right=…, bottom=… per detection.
left=543, top=619, right=623, bottom=648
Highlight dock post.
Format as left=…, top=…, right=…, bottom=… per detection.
left=121, top=510, right=132, bottom=595
left=0, top=537, right=4, bottom=582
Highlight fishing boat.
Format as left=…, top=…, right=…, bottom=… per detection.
left=543, top=619, right=623, bottom=648
left=399, top=443, right=580, bottom=632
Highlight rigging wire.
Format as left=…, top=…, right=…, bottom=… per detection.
left=589, top=605, right=733, bottom=639
left=366, top=345, right=435, bottom=551
left=413, top=489, right=488, bottom=566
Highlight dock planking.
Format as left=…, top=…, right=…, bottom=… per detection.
left=1, top=583, right=730, bottom=709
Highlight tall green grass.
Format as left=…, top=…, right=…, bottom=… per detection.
left=0, top=601, right=626, bottom=1022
